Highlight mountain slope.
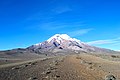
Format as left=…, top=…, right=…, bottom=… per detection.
left=27, top=34, right=118, bottom=54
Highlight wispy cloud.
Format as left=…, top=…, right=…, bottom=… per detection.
left=26, top=21, right=92, bottom=37
left=87, top=38, right=120, bottom=45
left=36, top=21, right=85, bottom=30
left=67, top=28, right=93, bottom=37
left=24, top=12, right=54, bottom=22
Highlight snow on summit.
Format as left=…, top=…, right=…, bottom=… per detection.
left=47, top=34, right=81, bottom=44
left=47, top=34, right=71, bottom=42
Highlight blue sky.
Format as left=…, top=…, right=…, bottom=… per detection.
left=0, top=0, right=120, bottom=50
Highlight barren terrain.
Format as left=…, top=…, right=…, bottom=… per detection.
left=0, top=53, right=120, bottom=80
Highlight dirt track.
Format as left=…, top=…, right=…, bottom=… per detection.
left=0, top=54, right=120, bottom=80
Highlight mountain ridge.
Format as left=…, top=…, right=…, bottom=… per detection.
left=27, top=34, right=118, bottom=54
left=0, top=34, right=119, bottom=58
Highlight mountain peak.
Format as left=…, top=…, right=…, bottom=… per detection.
left=47, top=34, right=71, bottom=42
left=47, top=34, right=81, bottom=43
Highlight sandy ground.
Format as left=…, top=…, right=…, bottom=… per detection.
left=0, top=53, right=120, bottom=80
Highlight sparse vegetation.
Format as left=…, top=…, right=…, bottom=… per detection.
left=0, top=54, right=120, bottom=80
left=111, top=55, right=119, bottom=58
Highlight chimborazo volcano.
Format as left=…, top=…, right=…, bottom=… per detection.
left=27, top=34, right=117, bottom=54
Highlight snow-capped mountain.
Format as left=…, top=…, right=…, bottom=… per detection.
left=27, top=34, right=117, bottom=54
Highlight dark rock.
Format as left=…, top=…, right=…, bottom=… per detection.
left=105, top=75, right=116, bottom=80
left=42, top=70, right=51, bottom=75
left=47, top=67, right=57, bottom=70
left=59, top=47, right=63, bottom=49
left=55, top=75, right=60, bottom=78
left=88, top=62, right=92, bottom=65
left=111, top=55, right=119, bottom=58
left=28, top=62, right=37, bottom=65
left=31, top=62, right=37, bottom=65
left=12, top=67, right=19, bottom=70
left=28, top=62, right=32, bottom=64
left=88, top=66, right=93, bottom=69
left=32, top=77, right=38, bottom=80
left=46, top=71, right=51, bottom=74
left=28, top=77, right=38, bottom=80
left=25, top=64, right=29, bottom=67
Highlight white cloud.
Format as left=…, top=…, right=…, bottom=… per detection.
left=87, top=38, right=120, bottom=45
left=68, top=28, right=93, bottom=37
left=37, top=21, right=85, bottom=30
left=39, top=22, right=67, bottom=30
left=27, top=21, right=92, bottom=37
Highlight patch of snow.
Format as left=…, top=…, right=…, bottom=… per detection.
left=34, top=43, right=41, bottom=46
left=47, top=34, right=70, bottom=42
left=47, top=34, right=82, bottom=43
